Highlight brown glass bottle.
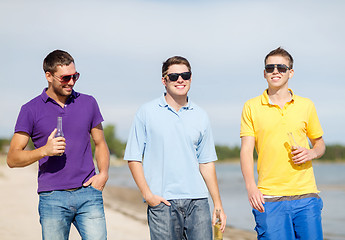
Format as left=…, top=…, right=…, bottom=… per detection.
left=214, top=209, right=223, bottom=240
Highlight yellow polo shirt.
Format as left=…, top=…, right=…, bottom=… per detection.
left=240, top=89, right=323, bottom=196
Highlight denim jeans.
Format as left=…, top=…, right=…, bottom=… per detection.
left=39, top=186, right=107, bottom=240
left=147, top=198, right=212, bottom=240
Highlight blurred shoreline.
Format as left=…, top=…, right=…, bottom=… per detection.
left=103, top=183, right=257, bottom=240
left=0, top=156, right=256, bottom=240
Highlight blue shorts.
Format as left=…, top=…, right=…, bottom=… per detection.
left=252, top=194, right=323, bottom=240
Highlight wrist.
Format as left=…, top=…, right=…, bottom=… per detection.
left=40, top=145, right=48, bottom=158
left=246, top=183, right=257, bottom=191
left=308, top=149, right=317, bottom=160
left=213, top=202, right=223, bottom=211
left=313, top=149, right=319, bottom=159
left=143, top=191, right=154, bottom=202
left=97, top=171, right=109, bottom=181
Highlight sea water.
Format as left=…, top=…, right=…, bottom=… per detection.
left=108, top=162, right=345, bottom=240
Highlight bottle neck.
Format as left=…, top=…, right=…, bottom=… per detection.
left=56, top=117, right=64, bottom=137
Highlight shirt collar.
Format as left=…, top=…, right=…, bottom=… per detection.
left=261, top=88, right=295, bottom=105
left=158, top=93, right=194, bottom=110
left=40, top=88, right=78, bottom=103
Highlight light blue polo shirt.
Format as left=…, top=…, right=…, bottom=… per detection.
left=124, top=94, right=217, bottom=200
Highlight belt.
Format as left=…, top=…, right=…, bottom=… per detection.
left=65, top=187, right=82, bottom=191
left=264, top=193, right=320, bottom=202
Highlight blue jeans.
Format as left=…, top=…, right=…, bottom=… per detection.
left=147, top=198, right=212, bottom=240
left=252, top=196, right=323, bottom=240
left=39, top=186, right=107, bottom=240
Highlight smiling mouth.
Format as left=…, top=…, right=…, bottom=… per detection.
left=63, top=86, right=73, bottom=91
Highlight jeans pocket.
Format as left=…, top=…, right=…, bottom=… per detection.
left=148, top=202, right=166, bottom=210
left=90, top=185, right=103, bottom=193
left=38, top=191, right=55, bottom=197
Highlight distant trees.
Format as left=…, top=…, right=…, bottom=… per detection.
left=320, top=144, right=345, bottom=161
left=1, top=124, right=345, bottom=162
left=90, top=124, right=126, bottom=159
left=215, top=143, right=345, bottom=162
left=103, top=124, right=126, bottom=158
left=215, top=145, right=240, bottom=160
left=215, top=145, right=257, bottom=161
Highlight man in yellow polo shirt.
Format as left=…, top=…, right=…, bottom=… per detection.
left=240, top=47, right=325, bottom=240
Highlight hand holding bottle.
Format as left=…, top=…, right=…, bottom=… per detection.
left=54, top=117, right=65, bottom=156
left=288, top=132, right=315, bottom=165
left=43, top=129, right=66, bottom=156
left=213, top=209, right=223, bottom=240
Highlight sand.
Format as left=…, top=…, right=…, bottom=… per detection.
left=0, top=157, right=256, bottom=240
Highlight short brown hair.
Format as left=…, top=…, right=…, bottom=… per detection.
left=265, top=47, right=294, bottom=69
left=162, top=56, right=191, bottom=77
left=43, top=50, right=74, bottom=74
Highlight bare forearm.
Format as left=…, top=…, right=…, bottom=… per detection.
left=7, top=147, right=46, bottom=168
left=94, top=141, right=110, bottom=176
left=240, top=136, right=257, bottom=190
left=240, top=152, right=257, bottom=190
left=240, top=136, right=265, bottom=212
left=83, top=142, right=110, bottom=190
left=128, top=161, right=170, bottom=207
left=200, top=162, right=227, bottom=230
left=199, top=162, right=223, bottom=208
left=7, top=130, right=65, bottom=168
left=90, top=124, right=110, bottom=181
left=128, top=161, right=152, bottom=200
left=311, top=137, right=326, bottom=159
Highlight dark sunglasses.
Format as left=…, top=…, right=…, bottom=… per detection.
left=166, top=72, right=192, bottom=81
left=53, top=72, right=80, bottom=83
left=265, top=64, right=290, bottom=73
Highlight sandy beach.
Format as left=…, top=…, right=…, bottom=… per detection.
left=0, top=156, right=256, bottom=240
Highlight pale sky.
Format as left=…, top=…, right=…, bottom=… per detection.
left=1, top=0, right=344, bottom=146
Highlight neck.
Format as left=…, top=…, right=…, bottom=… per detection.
left=164, top=93, right=188, bottom=112
left=46, top=87, right=69, bottom=108
left=267, top=87, right=292, bottom=109
left=267, top=86, right=290, bottom=98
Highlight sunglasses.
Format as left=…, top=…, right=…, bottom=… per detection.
left=166, top=72, right=192, bottom=81
left=53, top=72, right=80, bottom=83
left=265, top=64, right=290, bottom=73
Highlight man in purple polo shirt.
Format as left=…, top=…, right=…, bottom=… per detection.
left=7, top=50, right=109, bottom=240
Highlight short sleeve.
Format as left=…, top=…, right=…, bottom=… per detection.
left=306, top=102, right=323, bottom=139
left=240, top=101, right=255, bottom=137
left=196, top=116, right=217, bottom=163
left=15, top=105, right=34, bottom=136
left=123, top=109, right=146, bottom=162
left=90, top=97, right=104, bottom=130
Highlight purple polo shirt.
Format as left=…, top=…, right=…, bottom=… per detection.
left=15, top=89, right=104, bottom=193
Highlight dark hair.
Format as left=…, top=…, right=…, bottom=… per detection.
left=43, top=50, right=74, bottom=74
left=162, top=56, right=191, bottom=77
left=264, top=47, right=294, bottom=69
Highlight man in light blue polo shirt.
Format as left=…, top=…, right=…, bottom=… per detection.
left=124, top=56, right=227, bottom=239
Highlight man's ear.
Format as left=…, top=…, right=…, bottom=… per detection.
left=288, top=69, right=294, bottom=79
left=162, top=77, right=167, bottom=87
left=46, top=72, right=53, bottom=83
